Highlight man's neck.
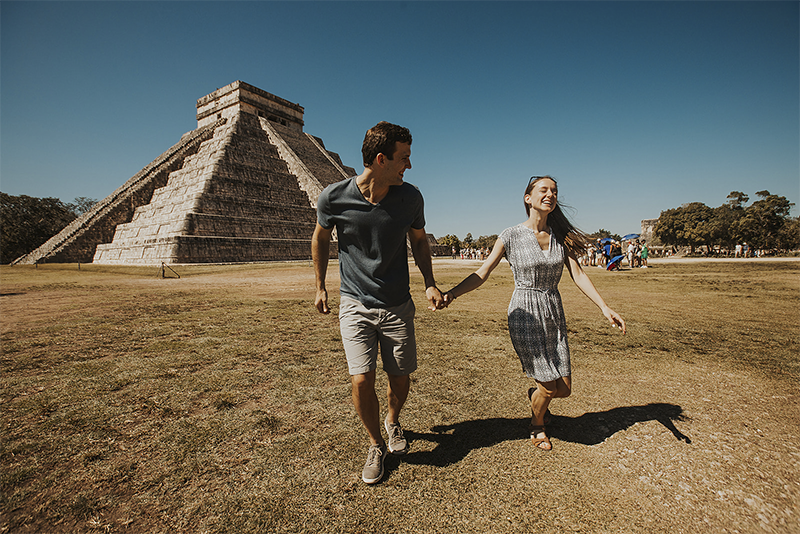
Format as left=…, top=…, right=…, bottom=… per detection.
left=356, top=169, right=391, bottom=205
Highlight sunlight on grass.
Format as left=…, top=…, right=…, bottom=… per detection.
left=1, top=260, right=798, bottom=532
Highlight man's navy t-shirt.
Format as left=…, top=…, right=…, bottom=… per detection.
left=317, top=177, right=425, bottom=308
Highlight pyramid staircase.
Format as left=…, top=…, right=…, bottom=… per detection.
left=15, top=81, right=355, bottom=265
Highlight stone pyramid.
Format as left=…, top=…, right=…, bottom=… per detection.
left=15, top=81, right=355, bottom=265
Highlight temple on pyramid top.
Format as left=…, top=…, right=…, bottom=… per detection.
left=14, top=81, right=358, bottom=265
left=196, top=81, right=305, bottom=131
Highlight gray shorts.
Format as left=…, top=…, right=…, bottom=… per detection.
left=338, top=295, right=417, bottom=376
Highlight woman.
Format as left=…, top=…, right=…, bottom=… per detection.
left=442, top=176, right=626, bottom=450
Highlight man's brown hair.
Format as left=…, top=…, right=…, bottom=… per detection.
left=361, top=121, right=412, bottom=167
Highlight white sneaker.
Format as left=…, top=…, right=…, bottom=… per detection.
left=361, top=444, right=386, bottom=484
left=384, top=420, right=408, bottom=455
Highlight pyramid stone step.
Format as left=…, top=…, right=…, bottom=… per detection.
left=16, top=81, right=357, bottom=265
left=89, top=81, right=356, bottom=264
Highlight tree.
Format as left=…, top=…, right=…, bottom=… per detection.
left=655, top=202, right=714, bottom=253
left=1, top=193, right=79, bottom=263
left=726, top=191, right=749, bottom=209
left=0, top=194, right=96, bottom=264
left=437, top=234, right=461, bottom=253
left=655, top=190, right=797, bottom=255
left=66, top=197, right=98, bottom=216
left=475, top=234, right=498, bottom=250
left=735, top=191, right=795, bottom=250
left=776, top=217, right=800, bottom=251
left=709, top=204, right=741, bottom=250
left=588, top=229, right=622, bottom=241
left=462, top=233, right=474, bottom=248
left=592, top=229, right=613, bottom=239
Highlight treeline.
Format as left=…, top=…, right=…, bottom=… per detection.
left=0, top=193, right=97, bottom=264
left=436, top=232, right=499, bottom=253
left=655, top=191, right=798, bottom=254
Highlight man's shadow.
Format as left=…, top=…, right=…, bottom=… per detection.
left=397, top=403, right=690, bottom=468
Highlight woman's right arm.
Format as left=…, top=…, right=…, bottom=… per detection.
left=444, top=238, right=506, bottom=305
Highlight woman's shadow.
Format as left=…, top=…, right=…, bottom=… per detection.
left=399, top=403, right=690, bottom=468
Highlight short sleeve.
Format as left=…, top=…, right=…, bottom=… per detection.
left=316, top=186, right=334, bottom=229
left=410, top=189, right=426, bottom=230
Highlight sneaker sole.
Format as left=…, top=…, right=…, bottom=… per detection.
left=362, top=463, right=384, bottom=484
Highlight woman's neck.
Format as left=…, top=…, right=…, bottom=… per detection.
left=524, top=211, right=549, bottom=232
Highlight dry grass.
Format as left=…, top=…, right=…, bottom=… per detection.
left=1, top=259, right=798, bottom=533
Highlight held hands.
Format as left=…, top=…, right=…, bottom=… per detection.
left=426, top=288, right=456, bottom=311
left=426, top=286, right=447, bottom=311
left=315, top=286, right=451, bottom=314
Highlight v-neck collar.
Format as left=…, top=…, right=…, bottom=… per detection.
left=520, top=224, right=552, bottom=253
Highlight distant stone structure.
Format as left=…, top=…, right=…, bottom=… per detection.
left=14, top=81, right=356, bottom=265
left=640, top=218, right=659, bottom=245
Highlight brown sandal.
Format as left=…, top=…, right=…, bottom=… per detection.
left=529, top=425, right=552, bottom=451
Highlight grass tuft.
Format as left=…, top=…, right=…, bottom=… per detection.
left=1, top=260, right=798, bottom=533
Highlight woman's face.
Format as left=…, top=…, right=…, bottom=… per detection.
left=525, top=178, right=558, bottom=214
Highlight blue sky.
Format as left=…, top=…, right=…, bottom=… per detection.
left=2, top=1, right=798, bottom=240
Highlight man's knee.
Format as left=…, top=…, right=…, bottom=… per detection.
left=387, top=372, right=410, bottom=387
left=352, top=371, right=376, bottom=391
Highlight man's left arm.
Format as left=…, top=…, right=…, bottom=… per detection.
left=408, top=227, right=445, bottom=310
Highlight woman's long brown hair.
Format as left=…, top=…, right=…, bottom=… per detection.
left=525, top=175, right=590, bottom=257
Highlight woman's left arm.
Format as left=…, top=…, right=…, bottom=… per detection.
left=564, top=250, right=626, bottom=333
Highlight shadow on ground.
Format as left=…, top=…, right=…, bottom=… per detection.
left=399, top=403, right=691, bottom=468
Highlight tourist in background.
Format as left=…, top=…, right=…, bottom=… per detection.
left=627, top=240, right=636, bottom=268
left=312, top=121, right=444, bottom=484
left=442, top=175, right=626, bottom=451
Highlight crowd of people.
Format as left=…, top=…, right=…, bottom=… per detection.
left=579, top=239, right=649, bottom=270
left=452, top=247, right=490, bottom=260
left=452, top=238, right=652, bottom=270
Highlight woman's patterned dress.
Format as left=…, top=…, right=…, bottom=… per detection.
left=499, top=224, right=571, bottom=382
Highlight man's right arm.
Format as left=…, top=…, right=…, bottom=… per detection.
left=311, top=223, right=333, bottom=314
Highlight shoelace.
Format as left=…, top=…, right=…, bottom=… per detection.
left=388, top=425, right=404, bottom=440
left=367, top=447, right=383, bottom=465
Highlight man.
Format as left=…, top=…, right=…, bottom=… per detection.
left=311, top=121, right=444, bottom=484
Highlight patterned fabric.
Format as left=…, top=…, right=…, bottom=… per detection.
left=499, top=224, right=571, bottom=382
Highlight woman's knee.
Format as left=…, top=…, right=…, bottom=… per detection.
left=538, top=379, right=571, bottom=398
left=535, top=382, right=558, bottom=399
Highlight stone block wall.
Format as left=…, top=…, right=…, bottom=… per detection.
left=13, top=122, right=220, bottom=264
left=19, top=83, right=360, bottom=265
left=95, top=110, right=349, bottom=264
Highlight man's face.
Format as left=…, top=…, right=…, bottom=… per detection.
left=384, top=142, right=412, bottom=185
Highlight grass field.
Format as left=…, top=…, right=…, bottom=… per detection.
left=1, top=259, right=798, bottom=533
